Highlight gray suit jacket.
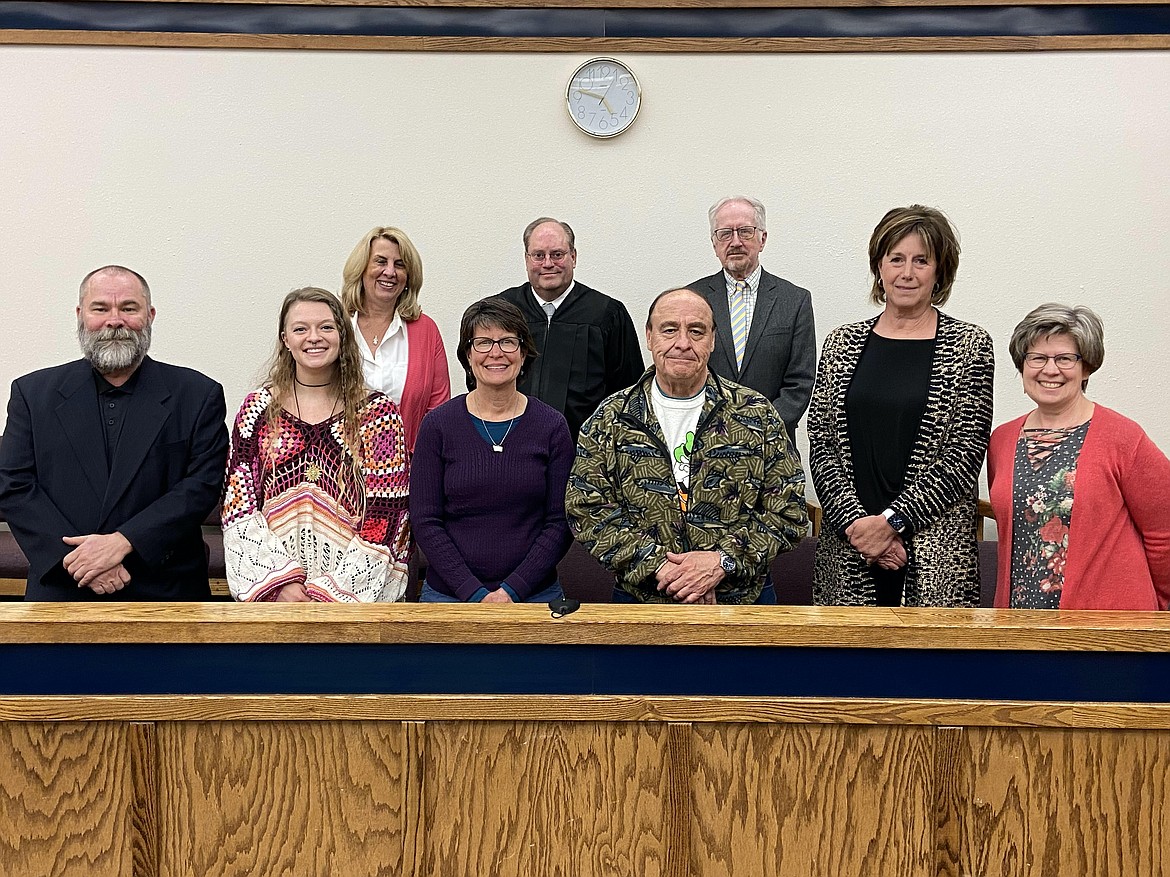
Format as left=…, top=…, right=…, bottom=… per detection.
left=689, top=268, right=815, bottom=437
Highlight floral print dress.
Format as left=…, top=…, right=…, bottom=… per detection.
left=1009, top=421, right=1091, bottom=608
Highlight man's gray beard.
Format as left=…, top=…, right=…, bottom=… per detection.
left=77, top=322, right=152, bottom=374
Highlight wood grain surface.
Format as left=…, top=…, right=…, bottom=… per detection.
left=690, top=723, right=935, bottom=876
left=0, top=722, right=135, bottom=877
left=4, top=602, right=1170, bottom=651
left=3, top=31, right=1169, bottom=53
left=960, top=727, right=1170, bottom=876
left=155, top=721, right=412, bottom=876
left=422, top=720, right=676, bottom=876
left=7, top=694, right=1170, bottom=728
left=3, top=716, right=1169, bottom=874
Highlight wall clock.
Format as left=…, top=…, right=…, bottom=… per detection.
left=566, top=57, right=642, bottom=138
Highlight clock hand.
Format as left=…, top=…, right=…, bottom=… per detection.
left=578, top=88, right=615, bottom=113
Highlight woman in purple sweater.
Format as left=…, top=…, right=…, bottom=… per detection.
left=409, top=298, right=574, bottom=603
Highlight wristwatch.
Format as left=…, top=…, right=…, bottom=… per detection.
left=717, top=550, right=736, bottom=575
left=882, top=508, right=910, bottom=535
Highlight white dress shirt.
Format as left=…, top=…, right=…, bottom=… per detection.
left=531, top=281, right=575, bottom=317
left=353, top=312, right=408, bottom=405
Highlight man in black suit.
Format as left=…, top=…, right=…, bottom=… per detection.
left=0, top=265, right=228, bottom=601
left=494, top=217, right=643, bottom=439
left=688, top=196, right=815, bottom=441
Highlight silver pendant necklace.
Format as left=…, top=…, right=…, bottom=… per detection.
left=471, top=393, right=520, bottom=452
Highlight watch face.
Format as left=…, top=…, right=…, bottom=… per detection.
left=566, top=57, right=641, bottom=139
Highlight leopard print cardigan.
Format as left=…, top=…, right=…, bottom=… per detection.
left=807, top=310, right=994, bottom=606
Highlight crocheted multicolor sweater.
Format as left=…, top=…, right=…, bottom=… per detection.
left=222, top=388, right=411, bottom=602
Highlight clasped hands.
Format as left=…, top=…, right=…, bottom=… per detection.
left=61, top=532, right=133, bottom=595
left=845, top=515, right=907, bottom=570
left=656, top=550, right=723, bottom=604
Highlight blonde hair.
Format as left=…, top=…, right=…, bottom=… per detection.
left=340, top=226, right=424, bottom=321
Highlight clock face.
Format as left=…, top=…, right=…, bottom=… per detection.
left=566, top=58, right=641, bottom=139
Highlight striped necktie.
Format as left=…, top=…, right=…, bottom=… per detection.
left=730, top=280, right=749, bottom=370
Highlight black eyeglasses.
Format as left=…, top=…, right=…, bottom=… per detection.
left=712, top=226, right=759, bottom=242
left=470, top=336, right=521, bottom=353
left=1023, top=353, right=1082, bottom=370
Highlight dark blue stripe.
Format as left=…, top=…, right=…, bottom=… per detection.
left=0, top=2, right=1167, bottom=39
left=5, top=643, right=1170, bottom=701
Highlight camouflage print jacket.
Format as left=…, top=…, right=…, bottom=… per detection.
left=566, top=367, right=807, bottom=603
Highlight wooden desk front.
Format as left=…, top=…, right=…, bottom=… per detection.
left=1, top=604, right=1168, bottom=876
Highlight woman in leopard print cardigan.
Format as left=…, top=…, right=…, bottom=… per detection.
left=808, top=206, right=994, bottom=606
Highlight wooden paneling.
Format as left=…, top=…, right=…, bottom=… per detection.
left=1, top=695, right=1169, bottom=728
left=0, top=722, right=135, bottom=877
left=691, top=723, right=935, bottom=876
left=4, top=603, right=1170, bottom=651
left=3, top=31, right=1170, bottom=53
left=959, top=727, right=1170, bottom=876
left=8, top=694, right=1170, bottom=729
left=422, top=720, right=676, bottom=876
left=128, top=722, right=160, bottom=877
left=155, top=721, right=414, bottom=877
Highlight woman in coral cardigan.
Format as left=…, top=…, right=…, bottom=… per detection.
left=341, top=225, right=451, bottom=451
left=988, top=303, right=1170, bottom=610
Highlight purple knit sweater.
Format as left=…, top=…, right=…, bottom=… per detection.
left=409, top=395, right=574, bottom=600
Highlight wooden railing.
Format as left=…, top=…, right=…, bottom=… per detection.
left=0, top=603, right=1167, bottom=876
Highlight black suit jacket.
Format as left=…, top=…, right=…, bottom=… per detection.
left=0, top=357, right=228, bottom=601
left=689, top=268, right=815, bottom=438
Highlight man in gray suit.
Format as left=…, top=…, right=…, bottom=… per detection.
left=688, top=196, right=815, bottom=440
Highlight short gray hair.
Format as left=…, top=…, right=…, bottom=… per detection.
left=1009, top=303, right=1105, bottom=389
left=708, top=196, right=766, bottom=235
left=79, top=265, right=151, bottom=305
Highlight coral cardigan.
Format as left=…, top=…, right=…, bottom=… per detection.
left=988, top=405, right=1170, bottom=610
left=357, top=313, right=451, bottom=452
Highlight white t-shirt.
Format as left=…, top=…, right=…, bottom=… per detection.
left=650, top=379, right=704, bottom=506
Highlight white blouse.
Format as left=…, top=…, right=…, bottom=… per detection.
left=353, top=312, right=409, bottom=405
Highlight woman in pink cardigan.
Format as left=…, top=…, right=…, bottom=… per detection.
left=341, top=226, right=451, bottom=451
left=988, top=303, right=1170, bottom=610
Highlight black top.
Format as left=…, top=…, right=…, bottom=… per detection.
left=846, top=331, right=936, bottom=515
left=94, top=366, right=141, bottom=467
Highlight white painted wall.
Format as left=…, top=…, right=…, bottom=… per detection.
left=3, top=46, right=1168, bottom=511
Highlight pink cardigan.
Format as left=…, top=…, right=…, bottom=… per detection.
left=400, top=314, right=451, bottom=451
left=988, top=405, right=1170, bottom=610
left=357, top=313, right=450, bottom=452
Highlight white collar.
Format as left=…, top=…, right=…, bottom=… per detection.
left=723, top=265, right=763, bottom=292
left=532, top=280, right=575, bottom=312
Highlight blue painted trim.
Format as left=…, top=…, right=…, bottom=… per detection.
left=0, top=2, right=1167, bottom=39
left=4, top=642, right=1170, bottom=701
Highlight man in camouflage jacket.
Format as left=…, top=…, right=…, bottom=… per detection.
left=566, top=288, right=807, bottom=604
